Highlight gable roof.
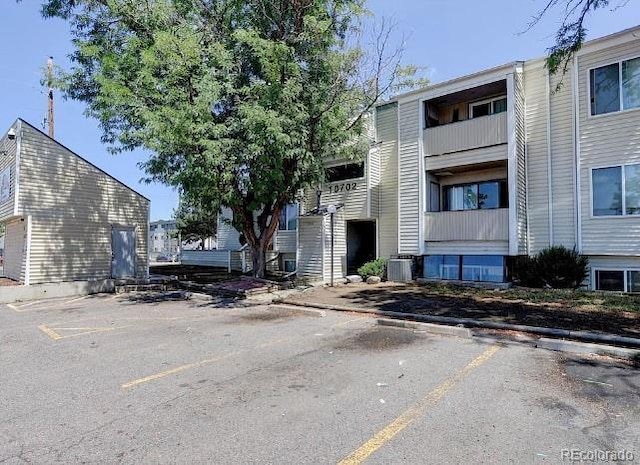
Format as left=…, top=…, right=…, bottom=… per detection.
left=16, top=118, right=150, bottom=202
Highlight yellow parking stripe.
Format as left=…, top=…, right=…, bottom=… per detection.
left=338, top=345, right=501, bottom=465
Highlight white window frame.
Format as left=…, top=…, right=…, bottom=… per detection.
left=469, top=95, right=507, bottom=118
left=587, top=55, right=640, bottom=118
left=590, top=162, right=640, bottom=218
left=592, top=267, right=640, bottom=292
left=283, top=259, right=297, bottom=273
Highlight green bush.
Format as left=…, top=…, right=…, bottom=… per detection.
left=358, top=258, right=388, bottom=280
left=513, top=246, right=589, bottom=289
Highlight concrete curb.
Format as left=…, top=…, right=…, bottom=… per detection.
left=270, top=304, right=326, bottom=318
left=377, top=318, right=473, bottom=338
left=537, top=338, right=640, bottom=360
left=279, top=299, right=640, bottom=349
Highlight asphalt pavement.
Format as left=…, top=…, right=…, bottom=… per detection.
left=0, top=293, right=638, bottom=464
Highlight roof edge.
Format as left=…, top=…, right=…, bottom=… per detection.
left=17, top=118, right=151, bottom=203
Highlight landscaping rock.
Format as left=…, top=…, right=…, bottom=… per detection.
left=366, top=276, right=382, bottom=284
left=346, top=275, right=363, bottom=284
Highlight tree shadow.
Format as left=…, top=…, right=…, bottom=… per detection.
left=327, top=284, right=640, bottom=339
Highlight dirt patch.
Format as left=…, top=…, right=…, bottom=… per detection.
left=288, top=282, right=640, bottom=339
left=334, top=326, right=422, bottom=351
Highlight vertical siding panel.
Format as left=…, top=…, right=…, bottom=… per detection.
left=524, top=60, right=551, bottom=253
left=398, top=99, right=421, bottom=254
left=298, top=216, right=323, bottom=278
left=376, top=102, right=399, bottom=258
left=549, top=64, right=577, bottom=248
left=514, top=69, right=529, bottom=255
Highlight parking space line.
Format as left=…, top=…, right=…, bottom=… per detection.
left=122, top=317, right=371, bottom=390
left=38, top=324, right=128, bottom=341
left=38, top=325, right=63, bottom=341
left=337, top=345, right=501, bottom=465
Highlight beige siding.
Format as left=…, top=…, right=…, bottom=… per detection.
left=523, top=60, right=551, bottom=253
left=514, top=69, right=528, bottom=255
left=424, top=111, right=507, bottom=156
left=369, top=146, right=381, bottom=217
left=425, top=145, right=507, bottom=172
left=376, top=103, right=399, bottom=258
left=0, top=124, right=18, bottom=220
left=577, top=38, right=640, bottom=256
left=216, top=207, right=242, bottom=250
left=298, top=216, right=323, bottom=278
left=17, top=123, right=149, bottom=284
left=424, top=209, right=509, bottom=242
left=275, top=230, right=297, bottom=254
left=425, top=240, right=508, bottom=255
left=398, top=99, right=421, bottom=254
left=323, top=210, right=346, bottom=280
left=3, top=218, right=26, bottom=282
left=549, top=65, right=577, bottom=249
left=321, top=178, right=368, bottom=220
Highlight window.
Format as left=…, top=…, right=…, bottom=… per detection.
left=278, top=203, right=298, bottom=231
left=424, top=255, right=505, bottom=283
left=425, top=255, right=460, bottom=280
left=470, top=96, right=507, bottom=118
left=326, top=162, right=365, bottom=183
left=284, top=259, right=297, bottom=273
left=592, top=164, right=640, bottom=216
left=443, top=180, right=508, bottom=211
left=462, top=256, right=505, bottom=283
left=595, top=270, right=624, bottom=291
left=429, top=182, right=440, bottom=212
left=594, top=269, right=640, bottom=292
left=590, top=57, right=640, bottom=116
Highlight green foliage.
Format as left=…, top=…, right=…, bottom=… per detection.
left=32, top=0, right=427, bottom=277
left=513, top=246, right=589, bottom=289
left=174, top=196, right=218, bottom=250
left=529, top=0, right=616, bottom=83
left=357, top=258, right=387, bottom=280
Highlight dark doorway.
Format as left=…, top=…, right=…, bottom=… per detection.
left=346, top=221, right=377, bottom=275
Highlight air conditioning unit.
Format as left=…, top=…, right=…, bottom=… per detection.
left=387, top=259, right=413, bottom=282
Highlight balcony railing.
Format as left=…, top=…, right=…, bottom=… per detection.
left=424, top=112, right=508, bottom=156
left=424, top=208, right=509, bottom=242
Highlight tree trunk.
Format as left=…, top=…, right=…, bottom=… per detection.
left=251, top=244, right=267, bottom=279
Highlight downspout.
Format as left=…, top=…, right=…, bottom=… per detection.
left=546, top=68, right=554, bottom=246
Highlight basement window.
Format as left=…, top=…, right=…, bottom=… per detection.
left=595, top=269, right=640, bottom=292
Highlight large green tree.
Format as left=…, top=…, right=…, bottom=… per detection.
left=35, top=0, right=422, bottom=277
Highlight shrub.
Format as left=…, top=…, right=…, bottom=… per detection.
left=513, top=246, right=589, bottom=289
left=358, top=258, right=388, bottom=280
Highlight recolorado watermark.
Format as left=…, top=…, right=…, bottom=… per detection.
left=561, top=449, right=635, bottom=462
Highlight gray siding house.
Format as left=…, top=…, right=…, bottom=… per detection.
left=0, top=119, right=149, bottom=294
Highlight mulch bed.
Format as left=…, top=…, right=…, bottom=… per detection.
left=288, top=282, right=640, bottom=339
left=0, top=278, right=20, bottom=286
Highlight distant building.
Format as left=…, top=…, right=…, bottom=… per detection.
left=149, top=220, right=179, bottom=260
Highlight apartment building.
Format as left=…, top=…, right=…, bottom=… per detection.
left=215, top=26, right=640, bottom=291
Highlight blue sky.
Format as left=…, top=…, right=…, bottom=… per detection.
left=1, top=1, right=638, bottom=221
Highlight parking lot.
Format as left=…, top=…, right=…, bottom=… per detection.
left=1, top=293, right=638, bottom=464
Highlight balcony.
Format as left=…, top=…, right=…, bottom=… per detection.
left=424, top=111, right=508, bottom=157
left=424, top=208, right=509, bottom=242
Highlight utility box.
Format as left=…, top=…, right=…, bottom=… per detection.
left=387, top=259, right=413, bottom=282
